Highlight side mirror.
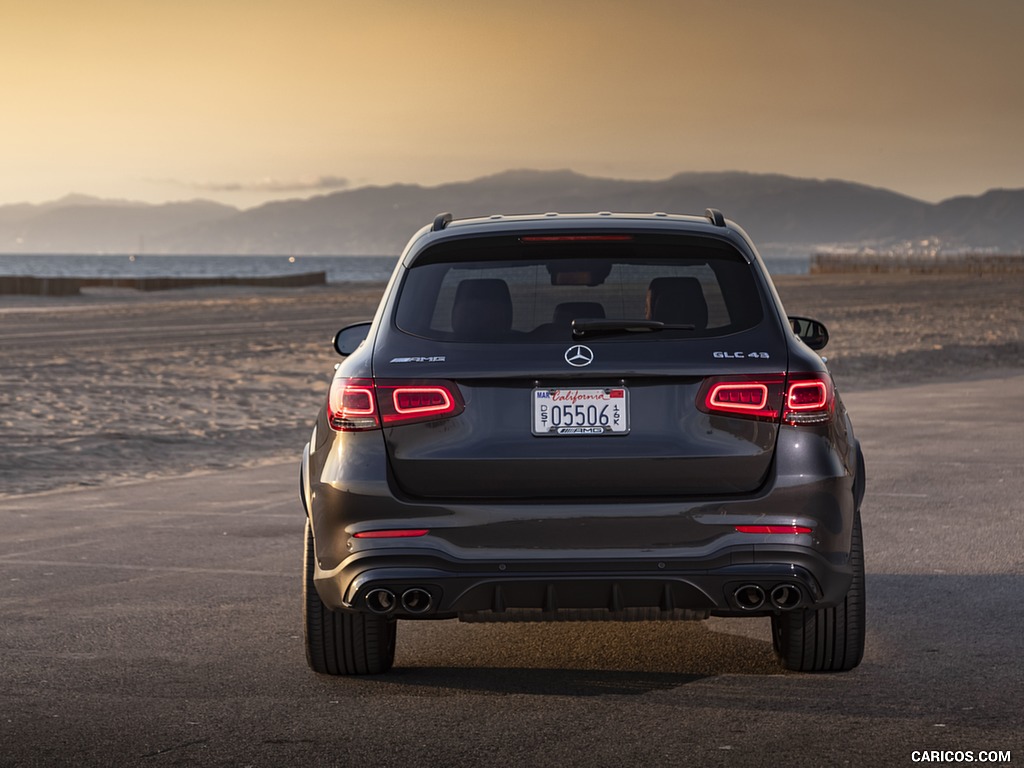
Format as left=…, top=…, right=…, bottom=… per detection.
left=789, top=316, right=829, bottom=351
left=333, top=321, right=372, bottom=357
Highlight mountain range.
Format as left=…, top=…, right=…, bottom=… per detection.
left=2, top=170, right=1023, bottom=256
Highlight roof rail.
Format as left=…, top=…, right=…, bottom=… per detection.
left=704, top=208, right=726, bottom=227
left=432, top=212, right=453, bottom=232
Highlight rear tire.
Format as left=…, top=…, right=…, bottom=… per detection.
left=771, top=512, right=865, bottom=672
left=303, top=520, right=396, bottom=675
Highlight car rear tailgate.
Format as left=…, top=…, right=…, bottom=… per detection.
left=373, top=335, right=786, bottom=499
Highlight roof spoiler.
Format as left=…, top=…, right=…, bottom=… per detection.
left=431, top=210, right=727, bottom=229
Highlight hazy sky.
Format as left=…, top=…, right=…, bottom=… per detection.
left=3, top=0, right=1022, bottom=208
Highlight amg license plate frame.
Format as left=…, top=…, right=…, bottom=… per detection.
left=532, top=387, right=630, bottom=436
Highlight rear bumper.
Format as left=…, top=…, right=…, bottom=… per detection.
left=312, top=545, right=853, bottom=620
left=303, top=415, right=861, bottom=621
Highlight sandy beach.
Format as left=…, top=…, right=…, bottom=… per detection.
left=1, top=272, right=1021, bottom=497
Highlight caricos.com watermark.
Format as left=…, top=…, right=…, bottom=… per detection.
left=911, top=751, right=1012, bottom=764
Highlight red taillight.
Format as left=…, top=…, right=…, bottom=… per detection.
left=353, top=529, right=429, bottom=539
left=707, top=382, right=770, bottom=412
left=700, top=376, right=784, bottom=421
left=387, top=386, right=457, bottom=422
left=377, top=380, right=463, bottom=426
left=698, top=373, right=834, bottom=426
left=783, top=374, right=833, bottom=425
left=327, top=377, right=379, bottom=431
left=735, top=525, right=813, bottom=534
left=327, top=377, right=464, bottom=431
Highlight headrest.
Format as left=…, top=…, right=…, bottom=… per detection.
left=645, top=277, right=708, bottom=329
left=451, top=278, right=513, bottom=338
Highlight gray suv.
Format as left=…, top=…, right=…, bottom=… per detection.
left=300, top=209, right=866, bottom=675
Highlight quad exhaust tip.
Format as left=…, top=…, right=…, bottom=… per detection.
left=733, top=583, right=803, bottom=611
left=734, top=584, right=766, bottom=611
left=365, top=587, right=434, bottom=615
left=365, top=589, right=397, bottom=614
left=400, top=588, right=433, bottom=614
left=769, top=584, right=802, bottom=611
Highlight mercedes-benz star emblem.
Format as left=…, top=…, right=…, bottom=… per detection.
left=564, top=345, right=594, bottom=367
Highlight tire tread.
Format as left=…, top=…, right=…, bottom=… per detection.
left=303, top=521, right=396, bottom=675
left=773, top=512, right=865, bottom=672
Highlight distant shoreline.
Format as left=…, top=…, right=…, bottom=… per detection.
left=811, top=251, right=1024, bottom=274
left=0, top=253, right=399, bottom=290
left=0, top=271, right=327, bottom=296
left=4, top=250, right=1023, bottom=296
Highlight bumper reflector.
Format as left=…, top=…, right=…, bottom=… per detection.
left=735, top=525, right=812, bottom=534
left=353, top=529, right=430, bottom=539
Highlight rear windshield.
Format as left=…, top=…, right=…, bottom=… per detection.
left=394, top=236, right=765, bottom=342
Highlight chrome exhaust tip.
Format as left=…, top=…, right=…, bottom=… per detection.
left=769, top=584, right=802, bottom=611
left=401, top=587, right=433, bottom=615
left=365, top=588, right=397, bottom=615
left=734, top=584, right=766, bottom=611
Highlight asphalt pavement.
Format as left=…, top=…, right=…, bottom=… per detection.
left=1, top=373, right=1022, bottom=767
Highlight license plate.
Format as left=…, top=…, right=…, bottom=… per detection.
left=532, top=388, right=629, bottom=436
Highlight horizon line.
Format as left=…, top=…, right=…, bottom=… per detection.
left=4, top=168, right=1022, bottom=211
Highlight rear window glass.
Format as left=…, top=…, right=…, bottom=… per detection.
left=394, top=236, right=764, bottom=342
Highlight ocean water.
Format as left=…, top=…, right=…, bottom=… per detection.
left=0, top=254, right=399, bottom=283
left=0, top=252, right=810, bottom=281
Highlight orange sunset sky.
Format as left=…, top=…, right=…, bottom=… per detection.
left=2, top=0, right=1023, bottom=208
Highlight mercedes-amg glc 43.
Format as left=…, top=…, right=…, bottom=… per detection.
left=300, top=209, right=866, bottom=675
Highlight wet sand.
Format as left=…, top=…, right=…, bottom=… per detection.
left=1, top=273, right=1021, bottom=496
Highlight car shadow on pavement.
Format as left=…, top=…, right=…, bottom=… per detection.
left=376, top=620, right=783, bottom=695
left=377, top=666, right=709, bottom=696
